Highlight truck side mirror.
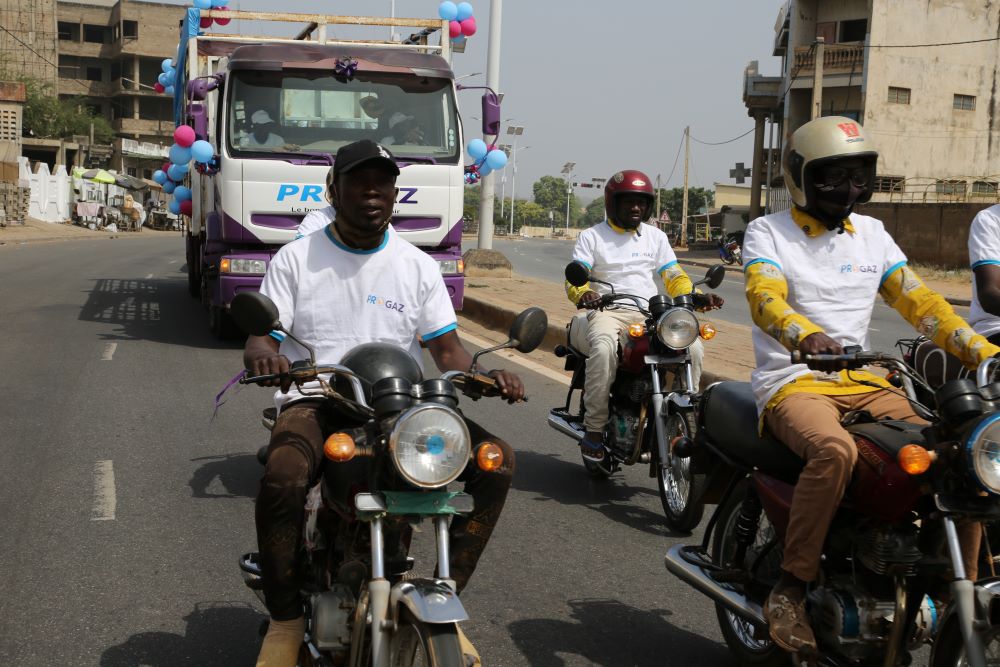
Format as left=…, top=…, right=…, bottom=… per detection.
left=481, top=91, right=500, bottom=136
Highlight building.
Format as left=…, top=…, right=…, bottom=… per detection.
left=743, top=0, right=1000, bottom=216
left=0, top=0, right=58, bottom=86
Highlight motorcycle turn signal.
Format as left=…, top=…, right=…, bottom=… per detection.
left=324, top=432, right=357, bottom=462
left=897, top=444, right=935, bottom=475
left=627, top=323, right=646, bottom=339
left=700, top=323, right=717, bottom=341
left=476, top=442, right=505, bottom=472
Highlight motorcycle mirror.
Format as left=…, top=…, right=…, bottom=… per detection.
left=508, top=307, right=548, bottom=353
left=564, top=261, right=590, bottom=287
left=231, top=292, right=281, bottom=336
left=703, top=265, right=726, bottom=289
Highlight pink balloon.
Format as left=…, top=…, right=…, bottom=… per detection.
left=214, top=7, right=231, bottom=25
left=460, top=16, right=477, bottom=37
left=449, top=20, right=462, bottom=38
left=200, top=16, right=214, bottom=28
left=174, top=125, right=196, bottom=148
left=162, top=162, right=171, bottom=173
left=180, top=200, right=193, bottom=216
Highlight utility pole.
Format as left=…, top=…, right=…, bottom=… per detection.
left=561, top=162, right=575, bottom=231
left=476, top=0, right=502, bottom=250
left=508, top=143, right=518, bottom=235
left=811, top=36, right=825, bottom=120
left=655, top=173, right=661, bottom=221
left=680, top=126, right=689, bottom=248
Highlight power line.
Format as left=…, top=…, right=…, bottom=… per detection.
left=690, top=126, right=755, bottom=146
left=662, top=130, right=684, bottom=186
left=869, top=36, right=1000, bottom=49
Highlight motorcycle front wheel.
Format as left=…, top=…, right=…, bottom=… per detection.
left=931, top=619, right=1000, bottom=666
left=657, top=410, right=706, bottom=532
left=388, top=609, right=466, bottom=667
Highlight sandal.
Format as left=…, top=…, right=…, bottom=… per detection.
left=580, top=434, right=606, bottom=463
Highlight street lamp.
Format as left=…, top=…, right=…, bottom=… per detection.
left=561, top=161, right=576, bottom=230
left=498, top=143, right=511, bottom=219
left=508, top=144, right=530, bottom=235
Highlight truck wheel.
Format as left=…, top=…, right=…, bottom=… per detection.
left=187, top=263, right=200, bottom=298
left=209, top=305, right=239, bottom=340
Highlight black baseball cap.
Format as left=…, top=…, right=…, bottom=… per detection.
left=333, top=139, right=400, bottom=180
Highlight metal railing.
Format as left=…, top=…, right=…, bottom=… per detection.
left=870, top=176, right=1000, bottom=204
left=793, top=44, right=864, bottom=72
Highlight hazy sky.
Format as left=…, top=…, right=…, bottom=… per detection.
left=162, top=0, right=784, bottom=198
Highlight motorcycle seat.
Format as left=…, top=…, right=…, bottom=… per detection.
left=701, top=382, right=804, bottom=483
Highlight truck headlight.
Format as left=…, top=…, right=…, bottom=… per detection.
left=966, top=414, right=1000, bottom=494
left=655, top=309, right=699, bottom=350
left=389, top=404, right=471, bottom=488
left=438, top=258, right=464, bottom=275
left=221, top=258, right=267, bottom=275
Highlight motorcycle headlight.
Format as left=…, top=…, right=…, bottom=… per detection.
left=965, top=414, right=1000, bottom=495
left=389, top=404, right=471, bottom=488
left=655, top=309, right=699, bottom=350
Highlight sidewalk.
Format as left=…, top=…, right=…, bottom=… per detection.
left=0, top=217, right=179, bottom=245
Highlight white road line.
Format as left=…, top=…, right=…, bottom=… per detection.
left=101, top=342, right=118, bottom=361
left=168, top=260, right=178, bottom=264
left=145, top=273, right=154, bottom=279
left=459, top=330, right=571, bottom=386
left=92, top=460, right=117, bottom=521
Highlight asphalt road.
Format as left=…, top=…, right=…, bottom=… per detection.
left=471, top=236, right=973, bottom=353
left=0, top=236, right=736, bottom=666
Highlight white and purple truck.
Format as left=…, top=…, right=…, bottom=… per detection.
left=174, top=10, right=486, bottom=337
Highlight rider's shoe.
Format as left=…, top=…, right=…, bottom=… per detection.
left=457, top=626, right=482, bottom=667
left=255, top=616, right=305, bottom=667
left=580, top=431, right=606, bottom=463
left=763, top=589, right=817, bottom=657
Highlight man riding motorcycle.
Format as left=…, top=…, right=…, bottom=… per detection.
left=244, top=139, right=525, bottom=666
left=566, top=169, right=723, bottom=463
left=743, top=116, right=998, bottom=659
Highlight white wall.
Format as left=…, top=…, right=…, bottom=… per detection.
left=20, top=157, right=71, bottom=222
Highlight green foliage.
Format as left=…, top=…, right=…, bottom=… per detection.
left=13, top=74, right=114, bottom=143
left=580, top=197, right=606, bottom=228
left=655, top=187, right=715, bottom=224
left=531, top=175, right=583, bottom=226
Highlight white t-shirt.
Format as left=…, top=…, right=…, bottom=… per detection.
left=296, top=205, right=336, bottom=239
left=260, top=225, right=457, bottom=410
left=571, top=221, right=680, bottom=301
left=743, top=210, right=908, bottom=413
left=968, top=205, right=1000, bottom=339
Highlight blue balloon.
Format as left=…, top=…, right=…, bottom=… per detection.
left=164, top=85, right=175, bottom=95
left=169, top=144, right=192, bottom=165
left=167, top=163, right=188, bottom=182
left=173, top=185, right=192, bottom=202
left=152, top=170, right=167, bottom=184
left=467, top=138, right=488, bottom=161
left=193, top=0, right=212, bottom=8
left=168, top=199, right=181, bottom=215
left=211, top=0, right=229, bottom=6
left=191, top=140, right=215, bottom=164
left=485, top=149, right=508, bottom=170
left=456, top=2, right=473, bottom=21
left=438, top=1, right=458, bottom=20
left=157, top=72, right=170, bottom=87
left=162, top=181, right=176, bottom=194
left=479, top=163, right=493, bottom=177
left=161, top=59, right=174, bottom=73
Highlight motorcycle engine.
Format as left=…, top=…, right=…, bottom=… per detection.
left=855, top=524, right=922, bottom=576
left=311, top=584, right=356, bottom=652
left=606, top=405, right=640, bottom=453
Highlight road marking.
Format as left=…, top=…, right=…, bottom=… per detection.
left=101, top=342, right=117, bottom=361
left=459, top=330, right=571, bottom=386
left=145, top=273, right=153, bottom=279
left=168, top=260, right=178, bottom=264
left=92, top=460, right=117, bottom=521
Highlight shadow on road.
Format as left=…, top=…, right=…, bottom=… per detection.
left=189, top=453, right=260, bottom=499
left=99, top=601, right=262, bottom=666
left=511, top=450, right=687, bottom=538
left=78, top=277, right=243, bottom=350
left=508, top=597, right=734, bottom=667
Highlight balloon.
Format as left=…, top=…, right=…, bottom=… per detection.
left=466, top=138, right=488, bottom=160
left=485, top=148, right=507, bottom=170
left=191, top=140, right=215, bottom=163
left=214, top=7, right=231, bottom=25
left=153, top=82, right=165, bottom=93
left=165, top=85, right=175, bottom=95
left=169, top=144, right=192, bottom=164
left=449, top=20, right=462, bottom=38
left=152, top=170, right=167, bottom=184
left=158, top=72, right=170, bottom=87
left=167, top=163, right=188, bottom=182
left=460, top=16, right=477, bottom=36
left=174, top=125, right=196, bottom=148
left=211, top=0, right=229, bottom=6
left=200, top=16, right=213, bottom=28
left=456, top=2, right=474, bottom=21
left=478, top=163, right=493, bottom=177
left=438, top=1, right=458, bottom=20
left=180, top=200, right=193, bottom=216
left=161, top=59, right=174, bottom=73
left=163, top=181, right=176, bottom=194
left=193, top=0, right=212, bottom=8
left=174, top=185, right=192, bottom=202
left=168, top=199, right=181, bottom=215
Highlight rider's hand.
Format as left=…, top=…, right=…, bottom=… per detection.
left=579, top=290, right=601, bottom=309
left=247, top=352, right=292, bottom=393
left=488, top=369, right=525, bottom=403
left=797, top=332, right=845, bottom=372
left=695, top=293, right=725, bottom=311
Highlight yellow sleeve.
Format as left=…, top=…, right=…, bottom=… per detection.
left=659, top=261, right=695, bottom=299
left=745, top=260, right=825, bottom=351
left=565, top=280, right=591, bottom=305
left=880, top=264, right=1000, bottom=367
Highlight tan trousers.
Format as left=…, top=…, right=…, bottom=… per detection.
left=569, top=311, right=705, bottom=433
left=765, top=390, right=981, bottom=582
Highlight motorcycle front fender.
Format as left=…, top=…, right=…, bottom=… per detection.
left=929, top=576, right=1000, bottom=666
left=390, top=579, right=469, bottom=625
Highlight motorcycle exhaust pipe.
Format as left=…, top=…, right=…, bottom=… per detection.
left=664, top=544, right=767, bottom=627
left=547, top=413, right=585, bottom=442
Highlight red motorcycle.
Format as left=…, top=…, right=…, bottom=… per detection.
left=667, top=349, right=1000, bottom=666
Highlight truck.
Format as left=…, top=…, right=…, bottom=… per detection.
left=172, top=9, right=492, bottom=337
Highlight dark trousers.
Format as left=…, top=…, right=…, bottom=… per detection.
left=255, top=400, right=515, bottom=621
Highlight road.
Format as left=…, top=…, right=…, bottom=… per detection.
left=0, top=236, right=735, bottom=666
left=470, top=236, right=972, bottom=353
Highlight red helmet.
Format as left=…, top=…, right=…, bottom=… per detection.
left=604, top=169, right=655, bottom=223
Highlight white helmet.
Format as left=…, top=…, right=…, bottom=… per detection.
left=783, top=116, right=878, bottom=210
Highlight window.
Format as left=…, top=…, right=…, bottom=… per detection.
left=126, top=167, right=137, bottom=177
left=123, top=21, right=138, bottom=39
left=110, top=61, right=121, bottom=81
left=888, top=86, right=910, bottom=104
left=58, top=55, right=78, bottom=79
left=954, top=94, right=976, bottom=111
left=936, top=179, right=967, bottom=196
left=873, top=176, right=904, bottom=193
left=83, top=24, right=106, bottom=44
left=839, top=19, right=868, bottom=43
left=57, top=21, right=79, bottom=41
left=85, top=66, right=102, bottom=82
left=973, top=181, right=998, bottom=195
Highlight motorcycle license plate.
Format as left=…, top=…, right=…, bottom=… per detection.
left=355, top=491, right=474, bottom=515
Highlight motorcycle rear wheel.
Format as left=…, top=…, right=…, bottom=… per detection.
left=388, top=608, right=466, bottom=667
left=657, top=410, right=706, bottom=533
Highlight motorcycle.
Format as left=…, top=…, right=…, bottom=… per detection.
left=665, top=347, right=1000, bottom=667
left=547, top=261, right=726, bottom=532
left=231, top=292, right=548, bottom=667
left=718, top=230, right=744, bottom=266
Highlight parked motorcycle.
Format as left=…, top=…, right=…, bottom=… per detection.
left=547, top=261, right=725, bottom=532
left=718, top=230, right=744, bottom=267
left=666, top=347, right=1000, bottom=667
left=231, top=292, right=547, bottom=667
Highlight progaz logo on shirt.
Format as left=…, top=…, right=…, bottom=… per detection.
left=367, top=294, right=406, bottom=312
left=840, top=263, right=878, bottom=274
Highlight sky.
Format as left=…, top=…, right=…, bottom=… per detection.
left=161, top=0, right=785, bottom=199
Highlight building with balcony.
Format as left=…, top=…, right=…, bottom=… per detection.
left=745, top=0, right=1000, bottom=212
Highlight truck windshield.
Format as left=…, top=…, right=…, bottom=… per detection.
left=228, top=69, right=460, bottom=163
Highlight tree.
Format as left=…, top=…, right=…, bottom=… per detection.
left=655, top=187, right=715, bottom=225
left=580, top=197, right=606, bottom=228
left=532, top=175, right=583, bottom=227
left=13, top=74, right=114, bottom=144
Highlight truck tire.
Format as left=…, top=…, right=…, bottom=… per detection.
left=209, top=305, right=239, bottom=340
